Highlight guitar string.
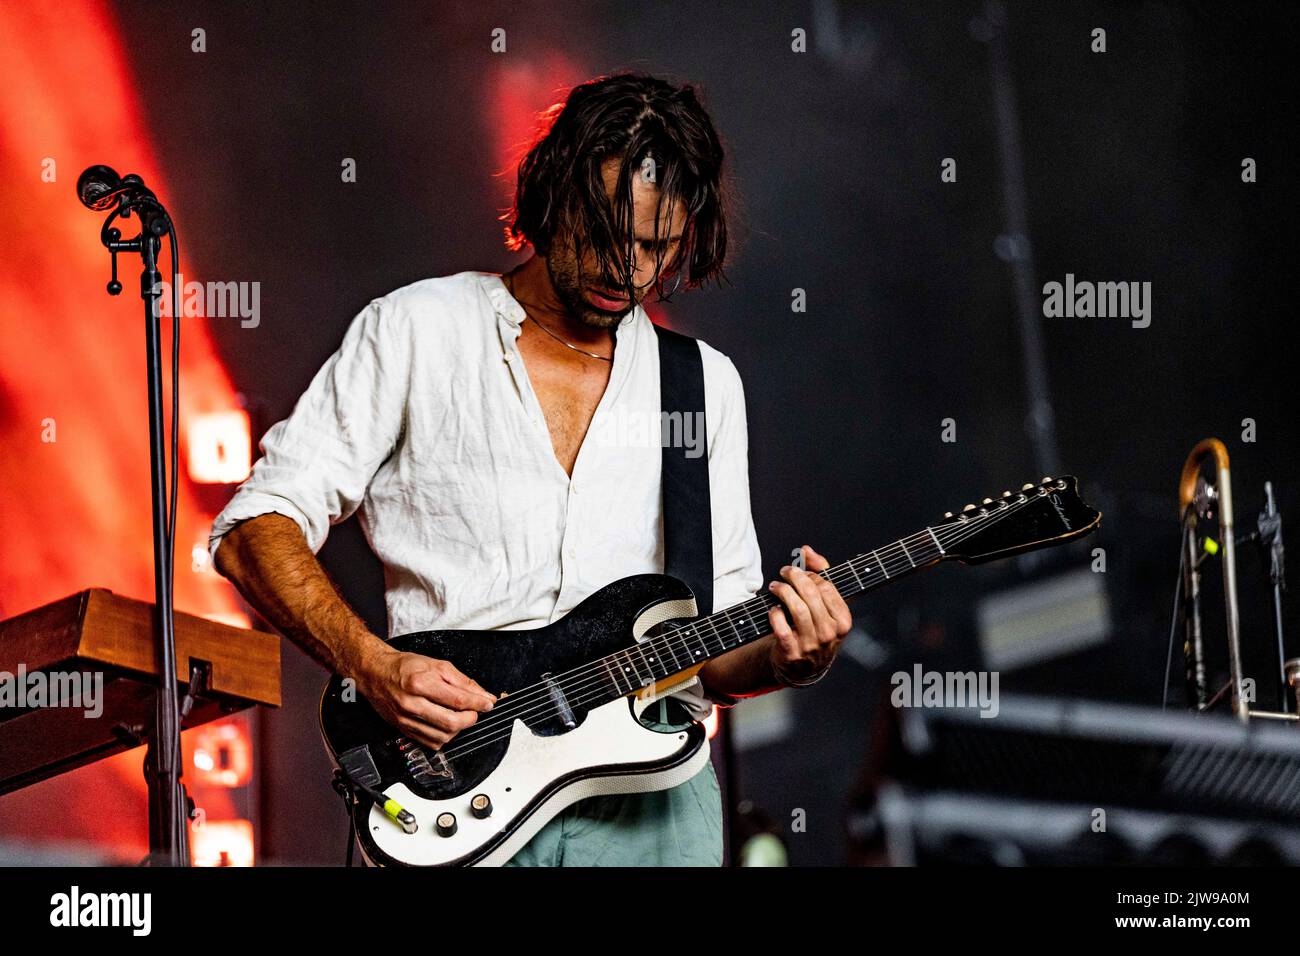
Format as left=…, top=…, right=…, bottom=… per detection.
left=408, top=490, right=1049, bottom=768
left=477, top=488, right=1048, bottom=726
left=426, top=490, right=1046, bottom=764
left=404, top=489, right=1054, bottom=768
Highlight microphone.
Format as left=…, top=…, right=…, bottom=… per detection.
left=77, top=165, right=169, bottom=237
left=76, top=164, right=150, bottom=211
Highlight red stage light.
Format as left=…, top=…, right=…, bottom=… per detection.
left=0, top=1, right=251, bottom=855
left=191, top=720, right=253, bottom=789
left=188, top=410, right=252, bottom=484
left=191, top=819, right=255, bottom=868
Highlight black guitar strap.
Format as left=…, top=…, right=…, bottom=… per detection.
left=654, top=323, right=713, bottom=620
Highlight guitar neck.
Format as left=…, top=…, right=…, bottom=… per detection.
left=570, top=477, right=1098, bottom=707
left=599, top=524, right=953, bottom=699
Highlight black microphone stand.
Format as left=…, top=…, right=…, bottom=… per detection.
left=1250, top=483, right=1289, bottom=713
left=1236, top=481, right=1291, bottom=713
left=80, top=168, right=189, bottom=866
left=1259, top=483, right=1289, bottom=708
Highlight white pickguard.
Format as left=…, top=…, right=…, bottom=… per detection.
left=362, top=691, right=711, bottom=866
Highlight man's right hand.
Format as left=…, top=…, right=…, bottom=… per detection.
left=212, top=514, right=498, bottom=752
left=356, top=648, right=498, bottom=751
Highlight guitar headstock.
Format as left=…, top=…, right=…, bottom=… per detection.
left=934, top=476, right=1101, bottom=564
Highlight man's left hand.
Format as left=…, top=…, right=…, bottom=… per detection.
left=765, top=545, right=852, bottom=685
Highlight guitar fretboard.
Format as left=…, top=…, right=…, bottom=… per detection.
left=410, top=481, right=1091, bottom=769
left=588, top=517, right=968, bottom=702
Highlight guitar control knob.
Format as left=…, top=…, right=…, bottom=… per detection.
left=470, top=794, right=493, bottom=819
left=435, top=812, right=458, bottom=837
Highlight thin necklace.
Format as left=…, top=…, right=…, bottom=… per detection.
left=504, top=273, right=614, bottom=363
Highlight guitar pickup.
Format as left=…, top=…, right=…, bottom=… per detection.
left=543, top=673, right=576, bottom=729
left=395, top=737, right=452, bottom=786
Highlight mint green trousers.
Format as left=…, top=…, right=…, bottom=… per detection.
left=502, top=699, right=724, bottom=867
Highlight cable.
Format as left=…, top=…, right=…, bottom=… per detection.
left=165, top=215, right=182, bottom=854
left=1161, top=531, right=1188, bottom=711
left=331, top=771, right=359, bottom=867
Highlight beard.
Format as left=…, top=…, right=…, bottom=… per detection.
left=546, top=252, right=636, bottom=330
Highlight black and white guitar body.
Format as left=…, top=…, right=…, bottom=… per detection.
left=319, top=475, right=1102, bottom=868
left=318, top=573, right=713, bottom=868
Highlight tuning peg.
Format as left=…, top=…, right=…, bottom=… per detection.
left=962, top=504, right=976, bottom=513
left=1002, top=490, right=1012, bottom=497
left=1041, top=476, right=1053, bottom=483
left=982, top=498, right=993, bottom=505
left=1022, top=483, right=1035, bottom=491
left=943, top=511, right=954, bottom=519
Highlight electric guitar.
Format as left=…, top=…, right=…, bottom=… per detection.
left=319, top=475, right=1100, bottom=866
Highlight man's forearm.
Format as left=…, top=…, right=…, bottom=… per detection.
left=697, top=635, right=784, bottom=702
left=213, top=512, right=392, bottom=680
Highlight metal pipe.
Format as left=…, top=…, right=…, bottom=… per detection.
left=1179, top=439, right=1246, bottom=723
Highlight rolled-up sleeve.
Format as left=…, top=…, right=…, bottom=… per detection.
left=209, top=298, right=411, bottom=559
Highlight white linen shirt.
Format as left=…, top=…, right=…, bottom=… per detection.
left=209, top=270, right=764, bottom=721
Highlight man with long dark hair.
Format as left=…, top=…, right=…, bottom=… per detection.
left=210, top=73, right=850, bottom=866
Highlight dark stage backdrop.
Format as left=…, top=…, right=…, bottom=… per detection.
left=2, top=1, right=1295, bottom=865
